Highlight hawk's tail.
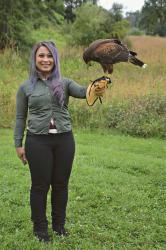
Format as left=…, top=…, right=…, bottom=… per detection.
left=129, top=55, right=147, bottom=68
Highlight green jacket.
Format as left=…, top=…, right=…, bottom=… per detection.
left=14, top=77, right=87, bottom=147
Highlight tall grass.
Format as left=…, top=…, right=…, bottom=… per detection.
left=107, top=36, right=166, bottom=101
left=0, top=35, right=166, bottom=137
left=63, top=36, right=166, bottom=138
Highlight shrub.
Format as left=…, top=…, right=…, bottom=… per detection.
left=128, top=28, right=145, bottom=36
left=70, top=3, right=107, bottom=46
left=107, top=95, right=166, bottom=138
left=69, top=94, right=166, bottom=138
left=110, top=20, right=131, bottom=40
left=69, top=101, right=109, bottom=130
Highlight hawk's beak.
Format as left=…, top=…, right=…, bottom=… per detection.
left=106, top=77, right=112, bottom=84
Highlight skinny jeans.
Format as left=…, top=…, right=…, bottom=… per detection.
left=25, top=131, right=75, bottom=231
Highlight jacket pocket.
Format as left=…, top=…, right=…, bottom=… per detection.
left=28, top=92, right=51, bottom=109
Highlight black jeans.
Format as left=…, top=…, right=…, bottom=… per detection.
left=25, top=131, right=75, bottom=232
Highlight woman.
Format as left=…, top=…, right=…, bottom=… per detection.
left=14, top=41, right=105, bottom=243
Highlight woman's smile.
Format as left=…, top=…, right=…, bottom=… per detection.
left=35, top=46, right=55, bottom=76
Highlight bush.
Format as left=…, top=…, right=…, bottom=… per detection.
left=128, top=28, right=145, bottom=36
left=154, top=22, right=166, bottom=37
left=69, top=101, right=109, bottom=130
left=70, top=3, right=107, bottom=46
left=110, top=20, right=130, bottom=40
left=69, top=3, right=131, bottom=46
left=107, top=95, right=166, bottom=138
left=69, top=94, right=166, bottom=138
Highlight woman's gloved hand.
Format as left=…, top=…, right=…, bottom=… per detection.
left=86, top=76, right=112, bottom=106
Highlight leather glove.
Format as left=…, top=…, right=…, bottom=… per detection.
left=86, top=76, right=112, bottom=106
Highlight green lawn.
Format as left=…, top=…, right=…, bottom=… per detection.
left=0, top=129, right=165, bottom=250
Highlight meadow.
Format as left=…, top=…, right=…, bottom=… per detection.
left=0, top=35, right=166, bottom=137
left=0, top=34, right=165, bottom=249
left=0, top=129, right=165, bottom=250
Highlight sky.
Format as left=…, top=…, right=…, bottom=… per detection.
left=98, top=0, right=145, bottom=13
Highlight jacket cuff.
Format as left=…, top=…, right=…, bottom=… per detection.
left=15, top=140, right=22, bottom=148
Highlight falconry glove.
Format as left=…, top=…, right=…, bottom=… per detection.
left=86, top=76, right=112, bottom=106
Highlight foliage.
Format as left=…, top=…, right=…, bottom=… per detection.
left=109, top=20, right=130, bottom=40
left=110, top=3, right=123, bottom=22
left=102, top=4, right=130, bottom=40
left=0, top=0, right=65, bottom=50
left=70, top=3, right=107, bottom=46
left=44, top=0, right=65, bottom=24
left=126, top=11, right=141, bottom=28
left=139, top=0, right=166, bottom=36
left=0, top=129, right=166, bottom=249
left=0, top=0, right=35, bottom=49
left=69, top=3, right=130, bottom=46
left=61, top=1, right=98, bottom=23
left=125, top=1, right=166, bottom=37
left=154, top=22, right=166, bottom=37
left=69, top=103, right=107, bottom=130
left=128, top=27, right=145, bottom=36
left=107, top=95, right=166, bottom=138
left=68, top=94, right=166, bottom=139
left=0, top=35, right=166, bottom=139
left=0, top=0, right=165, bottom=51
left=31, top=27, right=67, bottom=50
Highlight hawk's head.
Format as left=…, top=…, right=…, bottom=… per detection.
left=83, top=48, right=91, bottom=64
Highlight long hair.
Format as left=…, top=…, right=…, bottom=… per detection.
left=29, top=41, right=64, bottom=106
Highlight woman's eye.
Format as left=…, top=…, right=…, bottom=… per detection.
left=38, top=54, right=53, bottom=58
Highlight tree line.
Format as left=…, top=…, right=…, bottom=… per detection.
left=0, top=0, right=165, bottom=50
left=126, top=0, right=166, bottom=37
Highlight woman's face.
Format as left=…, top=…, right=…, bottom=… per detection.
left=35, top=46, right=55, bottom=76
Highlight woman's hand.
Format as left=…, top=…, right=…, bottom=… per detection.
left=16, top=147, right=27, bottom=165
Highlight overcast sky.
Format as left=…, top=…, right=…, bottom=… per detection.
left=98, top=0, right=145, bottom=13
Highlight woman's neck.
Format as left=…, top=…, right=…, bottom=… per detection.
left=38, top=72, right=51, bottom=80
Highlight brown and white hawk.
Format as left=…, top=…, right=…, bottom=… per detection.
left=83, top=39, right=147, bottom=74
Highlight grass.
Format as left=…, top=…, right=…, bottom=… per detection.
left=0, top=129, right=165, bottom=250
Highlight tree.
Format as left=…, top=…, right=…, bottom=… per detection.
left=69, top=2, right=131, bottom=46
left=29, top=0, right=65, bottom=28
left=0, top=0, right=35, bottom=49
left=126, top=11, right=141, bottom=28
left=71, top=3, right=107, bottom=45
left=42, top=0, right=65, bottom=25
left=103, top=3, right=130, bottom=39
left=64, top=0, right=98, bottom=22
left=110, top=3, right=123, bottom=22
left=139, top=0, right=166, bottom=36
left=0, top=0, right=65, bottom=49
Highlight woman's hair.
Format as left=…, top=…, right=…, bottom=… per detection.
left=29, top=41, right=64, bottom=106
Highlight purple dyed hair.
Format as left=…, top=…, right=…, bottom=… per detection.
left=29, top=41, right=64, bottom=106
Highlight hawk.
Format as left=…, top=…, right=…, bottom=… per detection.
left=83, top=39, right=147, bottom=74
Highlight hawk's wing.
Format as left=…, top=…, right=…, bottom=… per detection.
left=88, top=38, right=123, bottom=48
left=92, top=42, right=128, bottom=64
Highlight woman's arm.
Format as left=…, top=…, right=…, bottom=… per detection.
left=68, top=78, right=87, bottom=99
left=14, top=85, right=28, bottom=165
left=14, top=85, right=28, bottom=148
